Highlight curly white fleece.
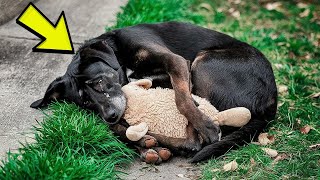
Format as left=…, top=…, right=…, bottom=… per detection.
left=122, top=84, right=219, bottom=139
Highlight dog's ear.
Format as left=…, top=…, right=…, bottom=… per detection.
left=30, top=77, right=66, bottom=108
left=79, top=41, right=121, bottom=70
left=90, top=40, right=114, bottom=54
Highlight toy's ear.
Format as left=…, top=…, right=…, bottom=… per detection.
left=130, top=79, right=152, bottom=89
left=30, top=77, right=66, bottom=108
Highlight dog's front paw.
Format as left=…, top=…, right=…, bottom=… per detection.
left=194, top=115, right=221, bottom=144
left=182, top=134, right=202, bottom=152
left=184, top=140, right=201, bottom=153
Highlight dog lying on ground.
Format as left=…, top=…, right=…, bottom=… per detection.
left=30, top=21, right=277, bottom=163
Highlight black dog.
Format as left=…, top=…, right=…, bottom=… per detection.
left=31, top=22, right=277, bottom=162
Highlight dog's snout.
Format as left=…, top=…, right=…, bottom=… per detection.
left=109, top=110, right=117, bottom=119
left=102, top=108, right=120, bottom=124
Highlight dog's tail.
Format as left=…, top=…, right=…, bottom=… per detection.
left=191, top=116, right=268, bottom=163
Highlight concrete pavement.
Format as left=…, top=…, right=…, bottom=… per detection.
left=0, top=0, right=34, bottom=25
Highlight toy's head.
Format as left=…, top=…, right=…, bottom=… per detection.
left=121, top=79, right=153, bottom=97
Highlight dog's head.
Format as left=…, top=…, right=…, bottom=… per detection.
left=31, top=39, right=127, bottom=125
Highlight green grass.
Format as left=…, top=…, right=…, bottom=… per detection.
left=1, top=0, right=319, bottom=179
left=196, top=1, right=320, bottom=179
left=0, top=102, right=135, bottom=179
left=107, top=0, right=204, bottom=30
left=1, top=0, right=200, bottom=179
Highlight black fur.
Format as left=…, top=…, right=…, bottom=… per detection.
left=31, top=22, right=277, bottom=162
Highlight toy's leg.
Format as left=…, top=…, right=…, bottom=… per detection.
left=136, top=146, right=172, bottom=164
left=110, top=123, right=158, bottom=148
left=111, top=124, right=168, bottom=164
left=153, top=147, right=172, bottom=161
left=215, top=107, right=251, bottom=127
left=137, top=146, right=162, bottom=164
left=136, top=135, right=158, bottom=148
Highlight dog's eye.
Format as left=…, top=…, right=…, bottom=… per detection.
left=84, top=100, right=90, bottom=105
left=106, top=84, right=113, bottom=89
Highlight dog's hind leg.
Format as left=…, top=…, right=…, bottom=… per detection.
left=190, top=47, right=278, bottom=162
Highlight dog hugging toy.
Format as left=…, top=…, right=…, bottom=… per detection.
left=121, top=79, right=251, bottom=163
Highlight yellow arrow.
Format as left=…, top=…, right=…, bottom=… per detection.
left=16, top=3, right=74, bottom=54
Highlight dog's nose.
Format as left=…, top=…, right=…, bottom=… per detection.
left=109, top=111, right=117, bottom=119
left=103, top=109, right=119, bottom=124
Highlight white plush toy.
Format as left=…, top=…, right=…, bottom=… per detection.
left=121, top=79, right=251, bottom=146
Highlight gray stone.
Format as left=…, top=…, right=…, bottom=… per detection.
left=0, top=0, right=35, bottom=26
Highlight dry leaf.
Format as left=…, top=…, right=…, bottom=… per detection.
left=176, top=174, right=184, bottom=178
left=300, top=9, right=310, bottom=18
left=312, top=102, right=320, bottom=108
left=303, top=54, right=311, bottom=60
left=300, top=125, right=311, bottom=134
left=231, top=11, right=240, bottom=18
left=223, top=160, right=238, bottom=172
left=297, top=3, right=308, bottom=8
left=278, top=101, right=285, bottom=107
left=272, top=153, right=288, bottom=165
left=247, top=158, right=256, bottom=173
left=228, top=8, right=235, bottom=13
left=310, top=92, right=320, bottom=98
left=274, top=63, right=283, bottom=69
left=217, top=7, right=226, bottom=12
left=275, top=153, right=288, bottom=161
left=268, top=135, right=275, bottom=143
left=233, top=0, right=241, bottom=5
left=278, top=85, right=288, bottom=94
left=296, top=119, right=301, bottom=125
left=262, top=148, right=278, bottom=158
left=227, top=8, right=240, bottom=19
left=258, top=133, right=269, bottom=145
left=316, top=39, right=320, bottom=47
left=309, top=144, right=320, bottom=150
left=251, top=142, right=261, bottom=145
left=199, top=3, right=213, bottom=13
left=265, top=2, right=281, bottom=11
left=228, top=0, right=241, bottom=4
left=258, top=133, right=275, bottom=145
left=211, top=168, right=220, bottom=172
left=287, top=131, right=294, bottom=135
left=289, top=51, right=295, bottom=59
left=270, top=34, right=278, bottom=40
left=250, top=158, right=256, bottom=166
